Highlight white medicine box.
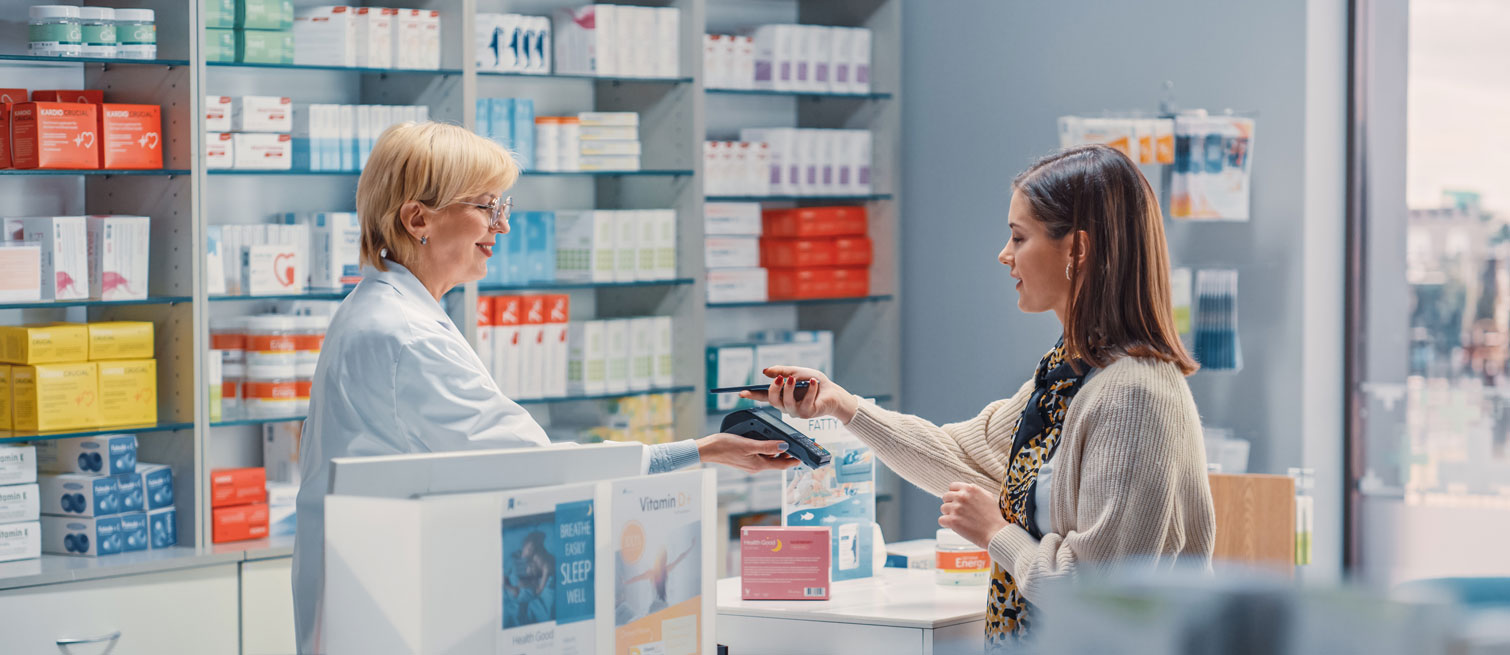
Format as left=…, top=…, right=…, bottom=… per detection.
left=0, top=446, right=37, bottom=486
left=15, top=216, right=88, bottom=301
left=204, top=95, right=232, bottom=132
left=35, top=434, right=138, bottom=476
left=0, top=522, right=40, bottom=563
left=243, top=243, right=306, bottom=295
left=232, top=133, right=293, bottom=170
left=0, top=484, right=40, bottom=525
left=206, top=132, right=234, bottom=169
left=354, top=7, right=396, bottom=69
left=0, top=243, right=42, bottom=302
left=38, top=473, right=119, bottom=517
left=86, top=215, right=150, bottom=301
left=41, top=514, right=123, bottom=557
left=567, top=320, right=607, bottom=396
left=232, top=96, right=293, bottom=133
left=293, top=6, right=358, bottom=68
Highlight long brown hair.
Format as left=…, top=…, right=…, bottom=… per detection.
left=1013, top=144, right=1199, bottom=375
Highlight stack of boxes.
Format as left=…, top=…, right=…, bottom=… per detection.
left=707, top=129, right=873, bottom=198
left=552, top=209, right=677, bottom=284
left=475, top=13, right=552, bottom=74
left=0, top=445, right=40, bottom=563
left=1, top=214, right=151, bottom=302
left=565, top=316, right=675, bottom=398
left=36, top=436, right=176, bottom=557
left=476, top=98, right=535, bottom=169
left=704, top=204, right=873, bottom=304
left=291, top=7, right=440, bottom=70
left=205, top=0, right=295, bottom=65
left=209, top=311, right=329, bottom=420
left=475, top=296, right=675, bottom=401
left=554, top=4, right=680, bottom=78
left=706, top=330, right=833, bottom=412
left=533, top=111, right=641, bottom=172
left=483, top=211, right=555, bottom=287
left=581, top=393, right=677, bottom=445
left=206, top=222, right=310, bottom=296
left=289, top=103, right=431, bottom=172
left=206, top=95, right=292, bottom=170
left=1, top=322, right=158, bottom=432
left=705, top=25, right=872, bottom=93
left=0, top=88, right=163, bottom=171
left=211, top=467, right=267, bottom=543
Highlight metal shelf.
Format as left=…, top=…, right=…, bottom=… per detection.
left=206, top=169, right=358, bottom=176
left=473, top=278, right=695, bottom=294
left=708, top=295, right=895, bottom=309
left=0, top=54, right=189, bottom=66
left=208, top=289, right=352, bottom=302
left=211, top=416, right=306, bottom=428
left=207, top=61, right=461, bottom=75
left=0, top=421, right=195, bottom=444
left=706, top=88, right=892, bottom=100
left=479, top=71, right=693, bottom=84
left=704, top=194, right=893, bottom=202
left=525, top=170, right=695, bottom=177
left=0, top=169, right=190, bottom=176
left=0, top=296, right=191, bottom=310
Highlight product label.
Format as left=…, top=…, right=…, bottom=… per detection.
left=936, top=549, right=990, bottom=572
left=82, top=24, right=117, bottom=46
left=29, top=23, right=82, bottom=47
left=120, top=23, right=156, bottom=46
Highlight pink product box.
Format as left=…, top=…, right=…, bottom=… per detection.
left=740, top=525, right=831, bottom=601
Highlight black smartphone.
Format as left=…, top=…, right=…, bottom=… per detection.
left=709, top=381, right=810, bottom=399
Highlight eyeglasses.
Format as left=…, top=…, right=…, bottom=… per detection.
left=459, top=195, right=513, bottom=229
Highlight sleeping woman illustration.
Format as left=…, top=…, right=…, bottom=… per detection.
left=503, top=530, right=556, bottom=628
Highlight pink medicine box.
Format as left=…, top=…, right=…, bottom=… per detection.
left=740, top=525, right=831, bottom=600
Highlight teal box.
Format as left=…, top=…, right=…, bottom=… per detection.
left=205, top=0, right=237, bottom=29
left=525, top=211, right=555, bottom=283
left=488, top=98, right=513, bottom=152
left=475, top=99, right=491, bottom=139
left=236, top=0, right=294, bottom=30
left=504, top=212, right=528, bottom=284
left=205, top=28, right=237, bottom=63
left=236, top=29, right=293, bottom=64
left=511, top=99, right=535, bottom=170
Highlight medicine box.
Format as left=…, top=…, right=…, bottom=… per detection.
left=86, top=216, right=151, bottom=301
left=97, top=104, right=162, bottom=170
left=206, top=27, right=236, bottom=61
left=31, top=90, right=104, bottom=104
left=553, top=210, right=616, bottom=283
left=138, top=463, right=173, bottom=510
left=211, top=467, right=266, bottom=508
left=263, top=421, right=301, bottom=486
left=0, top=323, right=88, bottom=364
left=243, top=243, right=304, bottom=294
left=763, top=206, right=867, bottom=238
left=205, top=0, right=235, bottom=29
left=637, top=211, right=658, bottom=281
left=39, top=473, right=119, bottom=517
left=10, top=100, right=99, bottom=166
left=0, top=521, right=41, bottom=562
left=653, top=210, right=677, bottom=280
left=615, top=210, right=639, bottom=282
left=604, top=319, right=631, bottom=394
left=232, top=133, right=293, bottom=169
left=741, top=526, right=831, bottom=600
left=652, top=317, right=673, bottom=389
left=0, top=446, right=36, bottom=486
left=119, top=511, right=148, bottom=552
left=354, top=7, right=396, bottom=69
left=233, top=96, right=292, bottom=133
left=567, top=320, right=606, bottom=396
left=83, top=321, right=155, bottom=361
left=286, top=212, right=360, bottom=288
left=517, top=295, right=546, bottom=400
left=12, top=363, right=102, bottom=432
left=267, top=482, right=297, bottom=537
left=0, top=244, right=42, bottom=302
left=0, top=484, right=40, bottom=525
left=42, top=514, right=123, bottom=556
left=98, top=359, right=157, bottom=426
left=36, top=434, right=138, bottom=477
left=0, top=104, right=12, bottom=169
left=212, top=502, right=269, bottom=543
left=707, top=344, right=757, bottom=410
left=706, top=268, right=767, bottom=305
left=114, top=473, right=144, bottom=514
left=0, top=365, right=10, bottom=429
left=13, top=215, right=88, bottom=300
left=767, top=267, right=869, bottom=301
left=147, top=506, right=176, bottom=548
left=524, top=212, right=557, bottom=283
left=543, top=295, right=570, bottom=398
left=706, top=236, right=760, bottom=269
left=884, top=538, right=937, bottom=570
left=236, top=29, right=295, bottom=65
left=628, top=317, right=654, bottom=392
left=206, top=132, right=234, bottom=169
left=238, top=0, right=294, bottom=30
left=294, top=6, right=357, bottom=68
left=705, top=202, right=762, bottom=236
left=491, top=296, right=523, bottom=398
left=0, top=88, right=28, bottom=104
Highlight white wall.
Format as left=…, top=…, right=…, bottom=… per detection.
left=897, top=0, right=1349, bottom=580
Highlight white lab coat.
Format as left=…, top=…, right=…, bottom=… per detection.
left=291, top=261, right=553, bottom=654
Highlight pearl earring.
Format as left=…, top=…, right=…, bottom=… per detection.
left=420, top=236, right=429, bottom=245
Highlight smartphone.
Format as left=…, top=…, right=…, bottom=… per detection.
left=709, top=381, right=811, bottom=394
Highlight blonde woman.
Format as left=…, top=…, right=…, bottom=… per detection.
left=292, top=122, right=795, bottom=653
left=751, top=145, right=1216, bottom=647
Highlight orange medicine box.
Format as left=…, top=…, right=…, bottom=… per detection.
left=760, top=237, right=873, bottom=268
left=10, top=102, right=100, bottom=170
left=212, top=502, right=269, bottom=543
left=210, top=467, right=267, bottom=508
left=0, top=104, right=11, bottom=169
left=31, top=90, right=105, bottom=104
left=741, top=526, right=831, bottom=600
left=762, top=206, right=868, bottom=238
left=767, top=267, right=870, bottom=300
left=97, top=104, right=163, bottom=170
left=0, top=89, right=26, bottom=104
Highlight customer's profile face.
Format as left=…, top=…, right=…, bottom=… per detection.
left=999, top=191, right=1074, bottom=315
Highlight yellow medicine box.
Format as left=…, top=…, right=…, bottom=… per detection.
left=98, top=359, right=157, bottom=426
left=79, top=322, right=156, bottom=361
left=12, top=363, right=101, bottom=432
left=0, top=365, right=11, bottom=430
left=0, top=325, right=89, bottom=365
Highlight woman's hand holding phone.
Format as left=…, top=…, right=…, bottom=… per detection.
left=740, top=366, right=862, bottom=424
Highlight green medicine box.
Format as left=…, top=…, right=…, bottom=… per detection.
left=236, top=0, right=294, bottom=31
left=236, top=29, right=293, bottom=64
left=206, top=28, right=236, bottom=63
left=205, top=0, right=236, bottom=29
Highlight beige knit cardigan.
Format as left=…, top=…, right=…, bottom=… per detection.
left=846, top=356, right=1216, bottom=601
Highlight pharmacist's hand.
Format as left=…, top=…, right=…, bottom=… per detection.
left=741, top=366, right=862, bottom=424
left=939, top=482, right=1010, bottom=550
left=696, top=433, right=800, bottom=473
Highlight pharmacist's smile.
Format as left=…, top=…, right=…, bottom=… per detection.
left=476, top=241, right=494, bottom=257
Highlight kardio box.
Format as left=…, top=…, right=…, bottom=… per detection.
left=82, top=321, right=155, bottom=360
left=11, top=363, right=101, bottom=432
left=0, top=323, right=89, bottom=364
left=97, top=104, right=163, bottom=169
left=10, top=102, right=100, bottom=170
left=97, top=359, right=157, bottom=426
left=31, top=90, right=105, bottom=104
left=741, top=526, right=831, bottom=600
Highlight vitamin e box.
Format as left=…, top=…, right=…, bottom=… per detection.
left=97, top=104, right=163, bottom=169
left=10, top=102, right=100, bottom=170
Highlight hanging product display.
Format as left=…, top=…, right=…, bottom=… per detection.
left=1192, top=269, right=1241, bottom=371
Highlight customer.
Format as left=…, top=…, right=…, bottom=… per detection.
left=749, top=145, right=1215, bottom=646
left=293, top=122, right=796, bottom=653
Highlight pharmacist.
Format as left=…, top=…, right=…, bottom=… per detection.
left=292, top=122, right=797, bottom=654
left=750, top=146, right=1216, bottom=648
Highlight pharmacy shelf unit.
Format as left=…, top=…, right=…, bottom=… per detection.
left=0, top=0, right=903, bottom=589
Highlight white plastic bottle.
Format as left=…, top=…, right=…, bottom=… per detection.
left=935, top=528, right=990, bottom=586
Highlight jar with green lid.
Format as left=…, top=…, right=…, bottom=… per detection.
left=114, top=8, right=156, bottom=60
left=78, top=7, right=117, bottom=59
left=29, top=5, right=82, bottom=57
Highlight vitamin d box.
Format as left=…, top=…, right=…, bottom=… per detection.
left=97, top=104, right=163, bottom=169
left=741, top=526, right=831, bottom=600
left=11, top=363, right=102, bottom=432
left=10, top=102, right=100, bottom=169
left=86, top=217, right=151, bottom=301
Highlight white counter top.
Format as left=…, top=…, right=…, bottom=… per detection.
left=717, top=567, right=987, bottom=630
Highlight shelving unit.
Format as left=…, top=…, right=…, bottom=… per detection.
left=0, top=0, right=902, bottom=601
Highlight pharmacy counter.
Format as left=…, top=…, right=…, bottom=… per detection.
left=717, top=568, right=987, bottom=655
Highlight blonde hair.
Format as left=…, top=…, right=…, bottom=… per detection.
left=356, top=121, right=520, bottom=271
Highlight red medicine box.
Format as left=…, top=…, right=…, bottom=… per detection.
left=98, top=103, right=163, bottom=169
left=32, top=89, right=106, bottom=104
left=740, top=526, right=832, bottom=600
left=0, top=104, right=11, bottom=169
left=10, top=101, right=100, bottom=170
left=0, top=89, right=26, bottom=104
left=213, top=503, right=270, bottom=543
left=767, top=267, right=871, bottom=300
left=761, top=237, right=873, bottom=268
left=762, top=206, right=868, bottom=238
left=210, top=467, right=268, bottom=508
